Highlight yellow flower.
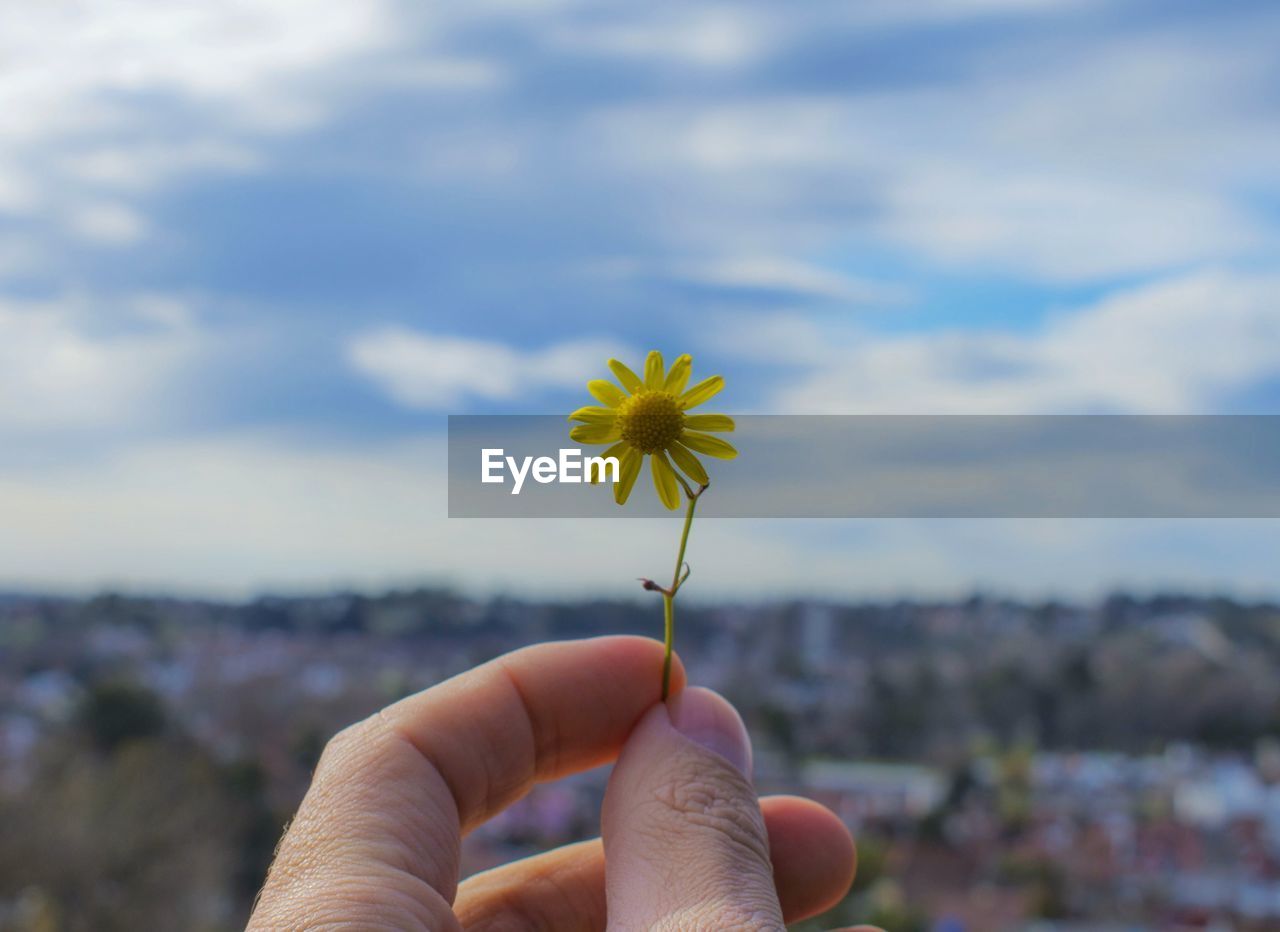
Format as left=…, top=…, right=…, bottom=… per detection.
left=568, top=351, right=736, bottom=510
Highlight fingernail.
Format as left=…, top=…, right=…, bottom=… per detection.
left=668, top=686, right=753, bottom=777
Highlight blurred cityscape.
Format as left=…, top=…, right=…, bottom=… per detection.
left=3, top=590, right=1280, bottom=930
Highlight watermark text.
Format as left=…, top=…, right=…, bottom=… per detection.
left=481, top=448, right=619, bottom=494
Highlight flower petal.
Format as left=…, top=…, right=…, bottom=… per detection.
left=679, top=375, right=724, bottom=409
left=663, top=354, right=692, bottom=394
left=614, top=447, right=642, bottom=505
left=590, top=441, right=627, bottom=484
left=679, top=430, right=737, bottom=459
left=608, top=359, right=643, bottom=393
left=570, top=422, right=622, bottom=445
left=683, top=413, right=734, bottom=432
left=668, top=442, right=709, bottom=486
left=651, top=451, right=681, bottom=510
left=644, top=350, right=665, bottom=390
left=568, top=406, right=617, bottom=424
left=587, top=379, right=628, bottom=407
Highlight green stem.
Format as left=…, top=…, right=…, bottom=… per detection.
left=661, top=489, right=701, bottom=700
left=661, top=593, right=674, bottom=700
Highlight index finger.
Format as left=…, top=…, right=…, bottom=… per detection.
left=252, top=636, right=683, bottom=928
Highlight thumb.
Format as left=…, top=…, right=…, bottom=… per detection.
left=602, top=686, right=783, bottom=931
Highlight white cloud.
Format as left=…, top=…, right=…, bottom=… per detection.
left=868, top=31, right=1278, bottom=280
left=0, top=295, right=199, bottom=430
left=0, top=1, right=403, bottom=250
left=676, top=258, right=904, bottom=305
left=832, top=0, right=1097, bottom=26
left=57, top=142, right=261, bottom=191
left=361, top=58, right=507, bottom=91
left=4, top=0, right=1273, bottom=288
left=592, top=255, right=905, bottom=304
left=67, top=201, right=149, bottom=246
left=0, top=433, right=804, bottom=598
left=677, top=258, right=852, bottom=298
left=0, top=2, right=391, bottom=128
left=0, top=240, right=44, bottom=279
left=1, top=433, right=1277, bottom=600
left=549, top=6, right=768, bottom=68
left=879, top=169, right=1260, bottom=282
left=583, top=21, right=1279, bottom=282
left=742, top=269, right=1280, bottom=414
left=348, top=327, right=630, bottom=409
left=0, top=1, right=529, bottom=263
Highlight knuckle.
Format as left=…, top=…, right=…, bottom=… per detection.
left=315, top=718, right=372, bottom=774
left=253, top=871, right=460, bottom=931
left=315, top=712, right=399, bottom=781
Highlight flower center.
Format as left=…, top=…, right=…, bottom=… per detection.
left=616, top=390, right=684, bottom=454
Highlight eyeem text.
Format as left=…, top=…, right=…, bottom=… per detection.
left=481, top=448, right=620, bottom=494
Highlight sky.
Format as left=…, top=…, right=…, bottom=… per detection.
left=2, top=0, right=1279, bottom=600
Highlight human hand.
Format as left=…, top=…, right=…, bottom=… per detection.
left=248, top=636, right=873, bottom=930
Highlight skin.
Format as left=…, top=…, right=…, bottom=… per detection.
left=248, top=636, right=882, bottom=930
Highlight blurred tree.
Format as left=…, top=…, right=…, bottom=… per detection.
left=0, top=739, right=238, bottom=931
left=222, top=758, right=283, bottom=907
left=76, top=681, right=165, bottom=754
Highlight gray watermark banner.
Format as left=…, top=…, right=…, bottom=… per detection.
left=448, top=415, right=1280, bottom=518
